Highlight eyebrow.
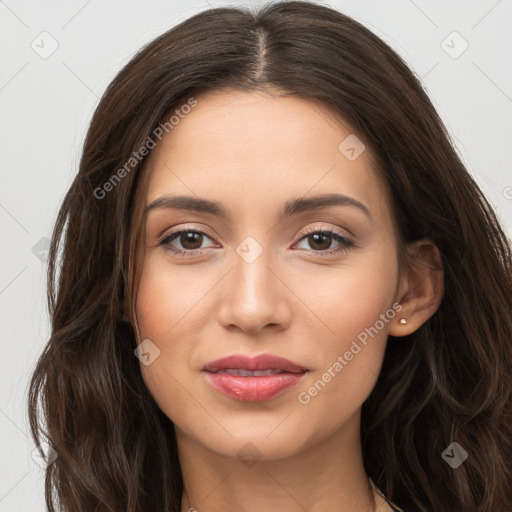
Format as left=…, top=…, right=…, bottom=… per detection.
left=145, top=193, right=372, bottom=221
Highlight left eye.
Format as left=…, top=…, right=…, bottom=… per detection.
left=159, top=230, right=217, bottom=253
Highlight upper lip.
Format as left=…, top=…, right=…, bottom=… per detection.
left=202, top=354, right=308, bottom=373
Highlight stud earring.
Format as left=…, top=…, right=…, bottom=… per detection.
left=399, top=318, right=408, bottom=325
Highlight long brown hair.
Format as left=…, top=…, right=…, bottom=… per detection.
left=27, top=2, right=512, bottom=511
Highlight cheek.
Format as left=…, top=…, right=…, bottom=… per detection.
left=135, top=253, right=211, bottom=341
left=294, top=245, right=398, bottom=406
left=134, top=253, right=218, bottom=423
left=134, top=256, right=188, bottom=388
left=309, top=246, right=398, bottom=346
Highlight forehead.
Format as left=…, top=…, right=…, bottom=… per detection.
left=144, top=88, right=392, bottom=225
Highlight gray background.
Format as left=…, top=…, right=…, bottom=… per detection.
left=0, top=0, right=511, bottom=509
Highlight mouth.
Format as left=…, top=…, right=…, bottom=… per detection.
left=211, top=368, right=295, bottom=376
left=202, top=354, right=309, bottom=402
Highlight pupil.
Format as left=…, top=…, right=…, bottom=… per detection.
left=310, top=233, right=330, bottom=250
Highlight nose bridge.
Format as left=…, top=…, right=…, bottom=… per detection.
left=217, top=235, right=289, bottom=332
left=234, top=239, right=273, bottom=299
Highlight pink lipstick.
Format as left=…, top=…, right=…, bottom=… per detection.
left=202, top=354, right=308, bottom=402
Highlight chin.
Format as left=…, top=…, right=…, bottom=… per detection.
left=176, top=415, right=313, bottom=461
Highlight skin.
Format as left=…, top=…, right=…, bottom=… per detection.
left=134, top=88, right=444, bottom=512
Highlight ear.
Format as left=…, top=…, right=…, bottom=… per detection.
left=388, top=240, right=444, bottom=337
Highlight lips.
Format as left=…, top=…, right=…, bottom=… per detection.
left=202, top=354, right=308, bottom=402
left=219, top=368, right=284, bottom=376
left=203, top=354, right=307, bottom=373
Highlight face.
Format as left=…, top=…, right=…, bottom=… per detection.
left=134, top=88, right=402, bottom=460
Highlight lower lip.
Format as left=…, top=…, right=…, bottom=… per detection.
left=204, top=371, right=307, bottom=401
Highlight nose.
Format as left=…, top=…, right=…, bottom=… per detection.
left=216, top=245, right=291, bottom=335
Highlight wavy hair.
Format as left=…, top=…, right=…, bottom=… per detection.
left=27, top=1, right=512, bottom=511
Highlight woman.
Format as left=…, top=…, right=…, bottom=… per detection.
left=28, top=2, right=512, bottom=511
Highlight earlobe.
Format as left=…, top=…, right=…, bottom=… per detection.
left=389, top=240, right=444, bottom=337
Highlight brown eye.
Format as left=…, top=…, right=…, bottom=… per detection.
left=159, top=230, right=217, bottom=255
left=307, top=232, right=333, bottom=251
left=176, top=231, right=204, bottom=250
left=295, top=229, right=354, bottom=254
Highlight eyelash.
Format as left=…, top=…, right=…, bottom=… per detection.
left=157, top=225, right=355, bottom=257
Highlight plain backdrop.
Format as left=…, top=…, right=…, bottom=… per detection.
left=0, top=0, right=511, bottom=509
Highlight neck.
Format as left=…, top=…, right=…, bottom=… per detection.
left=177, top=409, right=382, bottom=512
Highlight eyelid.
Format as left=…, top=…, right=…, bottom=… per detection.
left=156, top=223, right=216, bottom=244
left=298, top=224, right=352, bottom=240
